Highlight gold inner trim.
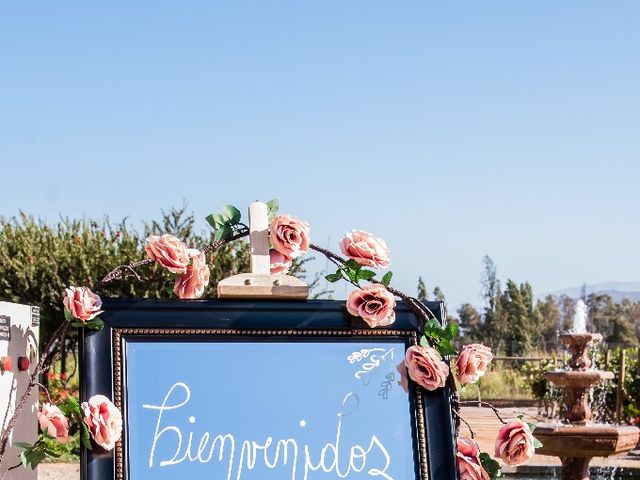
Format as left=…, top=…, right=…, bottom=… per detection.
left=112, top=327, right=427, bottom=479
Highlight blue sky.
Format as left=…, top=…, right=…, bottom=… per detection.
left=1, top=1, right=639, bottom=309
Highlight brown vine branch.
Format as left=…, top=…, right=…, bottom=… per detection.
left=2, top=223, right=457, bottom=469
left=308, top=243, right=438, bottom=324
left=93, top=228, right=250, bottom=291
left=459, top=400, right=508, bottom=425
left=453, top=409, right=476, bottom=439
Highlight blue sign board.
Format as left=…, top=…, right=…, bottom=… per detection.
left=81, top=299, right=458, bottom=480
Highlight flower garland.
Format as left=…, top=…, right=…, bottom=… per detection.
left=0, top=201, right=542, bottom=478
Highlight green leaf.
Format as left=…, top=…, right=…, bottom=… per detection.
left=325, top=272, right=344, bottom=283
left=479, top=452, right=502, bottom=480
left=81, top=424, right=92, bottom=450
left=443, top=323, right=459, bottom=340
left=381, top=271, right=393, bottom=286
left=419, top=336, right=431, bottom=347
left=214, top=224, right=232, bottom=241
left=343, top=259, right=361, bottom=271
left=21, top=446, right=46, bottom=470
left=358, top=269, right=376, bottom=281
left=424, top=318, right=442, bottom=334
left=533, top=437, right=543, bottom=449
left=64, top=308, right=73, bottom=322
left=86, top=318, right=104, bottom=330
left=434, top=338, right=457, bottom=356
left=222, top=205, right=241, bottom=225
left=205, top=213, right=226, bottom=230
left=14, top=442, right=34, bottom=450
left=266, top=199, right=279, bottom=221
left=527, top=422, right=537, bottom=433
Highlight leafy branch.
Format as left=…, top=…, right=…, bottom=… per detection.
left=479, top=452, right=502, bottom=480
left=421, top=318, right=458, bottom=356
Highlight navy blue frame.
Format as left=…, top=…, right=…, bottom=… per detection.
left=80, top=298, right=458, bottom=480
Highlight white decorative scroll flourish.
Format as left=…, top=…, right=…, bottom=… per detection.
left=347, top=348, right=395, bottom=382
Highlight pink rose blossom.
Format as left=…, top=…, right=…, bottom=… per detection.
left=340, top=230, right=390, bottom=269
left=494, top=420, right=536, bottom=465
left=404, top=345, right=449, bottom=391
left=38, top=403, right=70, bottom=444
left=81, top=394, right=123, bottom=451
left=173, top=251, right=210, bottom=299
left=457, top=437, right=490, bottom=480
left=346, top=284, right=396, bottom=328
left=456, top=343, right=493, bottom=385
left=269, top=249, right=292, bottom=274
left=269, top=215, right=310, bottom=259
left=63, top=286, right=102, bottom=322
left=144, top=234, right=192, bottom=274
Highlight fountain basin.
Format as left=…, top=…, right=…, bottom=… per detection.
left=558, top=333, right=603, bottom=347
left=535, top=423, right=639, bottom=458
left=545, top=370, right=614, bottom=388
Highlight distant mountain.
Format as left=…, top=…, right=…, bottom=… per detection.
left=543, top=282, right=640, bottom=303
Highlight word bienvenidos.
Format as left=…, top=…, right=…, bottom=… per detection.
left=142, top=382, right=393, bottom=480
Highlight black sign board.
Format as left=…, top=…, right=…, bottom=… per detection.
left=0, top=315, right=11, bottom=341
left=80, top=299, right=458, bottom=480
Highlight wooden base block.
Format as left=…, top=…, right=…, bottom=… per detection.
left=217, top=273, right=309, bottom=300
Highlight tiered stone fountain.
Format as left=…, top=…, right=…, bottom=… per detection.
left=535, top=300, right=639, bottom=480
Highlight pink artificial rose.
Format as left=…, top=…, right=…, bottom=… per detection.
left=63, top=286, right=103, bottom=322
left=269, top=215, right=310, bottom=259
left=38, top=403, right=70, bottom=444
left=81, top=394, right=123, bottom=451
left=173, top=251, right=210, bottom=299
left=269, top=249, right=292, bottom=274
left=456, top=343, right=493, bottom=385
left=346, top=284, right=396, bottom=328
left=494, top=420, right=536, bottom=465
left=340, top=230, right=390, bottom=269
left=404, top=345, right=449, bottom=391
left=144, top=234, right=192, bottom=274
left=457, top=437, right=490, bottom=480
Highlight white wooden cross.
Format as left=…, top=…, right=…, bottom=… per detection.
left=216, top=201, right=309, bottom=299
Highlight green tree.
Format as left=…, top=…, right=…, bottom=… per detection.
left=588, top=294, right=638, bottom=347
left=417, top=277, right=429, bottom=302
left=458, top=303, right=482, bottom=341
left=537, top=295, right=561, bottom=347
left=559, top=295, right=577, bottom=331
left=480, top=255, right=504, bottom=351
left=432, top=286, right=446, bottom=303
left=501, top=280, right=532, bottom=357
left=0, top=207, right=251, bottom=351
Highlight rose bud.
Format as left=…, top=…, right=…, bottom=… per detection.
left=81, top=394, right=123, bottom=451
left=63, top=286, right=103, bottom=322
left=404, top=345, right=449, bottom=391
left=340, top=230, right=390, bottom=269
left=494, top=420, right=536, bottom=465
left=346, top=284, right=396, bottom=328
left=38, top=403, right=70, bottom=444
left=174, top=251, right=210, bottom=299
left=457, top=437, right=490, bottom=480
left=456, top=343, right=493, bottom=385
left=269, top=215, right=310, bottom=259
left=144, top=234, right=193, bottom=274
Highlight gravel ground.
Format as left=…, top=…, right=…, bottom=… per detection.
left=38, top=463, right=79, bottom=480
